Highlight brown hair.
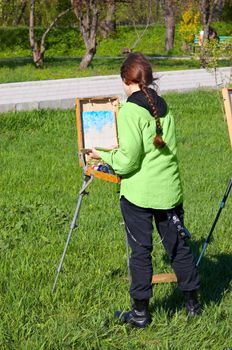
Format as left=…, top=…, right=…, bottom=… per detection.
left=120, top=52, right=165, bottom=149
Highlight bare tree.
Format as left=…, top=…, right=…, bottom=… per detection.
left=72, top=0, right=99, bottom=69
left=163, top=0, right=176, bottom=52
left=29, top=0, right=72, bottom=67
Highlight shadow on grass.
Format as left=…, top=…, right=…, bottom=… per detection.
left=0, top=55, right=230, bottom=73
left=151, top=239, right=232, bottom=315
left=0, top=55, right=197, bottom=69
left=0, top=56, right=82, bottom=69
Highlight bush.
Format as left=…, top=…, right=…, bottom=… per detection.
left=0, top=26, right=85, bottom=57
left=179, top=7, right=201, bottom=45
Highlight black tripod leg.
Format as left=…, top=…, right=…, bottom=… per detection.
left=196, top=176, right=232, bottom=267
left=52, top=175, right=93, bottom=292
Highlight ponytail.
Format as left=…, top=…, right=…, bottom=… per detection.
left=139, top=83, right=166, bottom=149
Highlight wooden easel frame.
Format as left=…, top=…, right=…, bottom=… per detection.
left=222, top=88, right=232, bottom=148
left=76, top=96, right=121, bottom=184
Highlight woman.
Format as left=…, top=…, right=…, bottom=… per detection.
left=88, top=53, right=200, bottom=328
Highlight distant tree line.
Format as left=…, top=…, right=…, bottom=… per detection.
left=0, top=0, right=231, bottom=68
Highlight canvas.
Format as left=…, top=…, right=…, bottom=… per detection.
left=76, top=96, right=121, bottom=183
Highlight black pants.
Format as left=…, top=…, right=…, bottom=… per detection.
left=120, top=196, right=200, bottom=301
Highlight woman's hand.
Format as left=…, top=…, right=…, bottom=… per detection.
left=87, top=148, right=101, bottom=159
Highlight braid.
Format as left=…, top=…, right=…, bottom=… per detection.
left=139, top=84, right=166, bottom=149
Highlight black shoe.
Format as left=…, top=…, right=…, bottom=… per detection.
left=183, top=290, right=201, bottom=317
left=115, top=299, right=151, bottom=328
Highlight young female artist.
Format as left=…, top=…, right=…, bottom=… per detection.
left=88, top=52, right=201, bottom=328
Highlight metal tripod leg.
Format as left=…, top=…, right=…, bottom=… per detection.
left=52, top=174, right=94, bottom=293
left=196, top=176, right=232, bottom=267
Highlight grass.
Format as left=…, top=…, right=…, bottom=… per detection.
left=0, top=90, right=232, bottom=349
left=0, top=56, right=230, bottom=84
left=0, top=22, right=231, bottom=83
left=0, top=56, right=204, bottom=84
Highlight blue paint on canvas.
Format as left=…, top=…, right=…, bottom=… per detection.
left=82, top=110, right=114, bottom=133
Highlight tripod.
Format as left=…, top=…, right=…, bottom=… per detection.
left=52, top=153, right=94, bottom=293
left=196, top=175, right=232, bottom=267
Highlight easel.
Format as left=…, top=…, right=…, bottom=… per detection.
left=52, top=94, right=231, bottom=292
left=52, top=152, right=94, bottom=293
left=222, top=88, right=232, bottom=148
left=52, top=96, right=178, bottom=292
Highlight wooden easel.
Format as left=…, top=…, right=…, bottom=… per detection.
left=222, top=88, right=232, bottom=148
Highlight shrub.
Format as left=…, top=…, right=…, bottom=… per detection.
left=179, top=7, right=201, bottom=46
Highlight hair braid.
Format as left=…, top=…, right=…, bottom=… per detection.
left=139, top=84, right=166, bottom=149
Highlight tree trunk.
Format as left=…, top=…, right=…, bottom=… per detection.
left=72, top=0, right=99, bottom=69
left=201, top=0, right=211, bottom=25
left=29, top=0, right=43, bottom=67
left=32, top=44, right=44, bottom=67
left=164, top=0, right=175, bottom=52
left=99, top=0, right=116, bottom=38
left=80, top=47, right=97, bottom=69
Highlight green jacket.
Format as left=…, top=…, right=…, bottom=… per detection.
left=97, top=101, right=183, bottom=209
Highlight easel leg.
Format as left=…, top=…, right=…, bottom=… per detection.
left=52, top=175, right=94, bottom=293
left=196, top=175, right=232, bottom=267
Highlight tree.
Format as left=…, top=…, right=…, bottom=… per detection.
left=71, top=0, right=99, bottom=69
left=163, top=0, right=176, bottom=52
left=29, top=0, right=72, bottom=67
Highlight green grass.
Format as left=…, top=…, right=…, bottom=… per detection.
left=0, top=56, right=230, bottom=84
left=0, top=56, right=204, bottom=84
left=0, top=22, right=231, bottom=83
left=0, top=90, right=232, bottom=349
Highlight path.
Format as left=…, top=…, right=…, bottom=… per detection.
left=0, top=67, right=230, bottom=112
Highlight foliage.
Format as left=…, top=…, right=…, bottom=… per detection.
left=220, top=0, right=232, bottom=21
left=194, top=38, right=232, bottom=73
left=0, top=26, right=85, bottom=58
left=212, top=21, right=232, bottom=36
left=0, top=91, right=232, bottom=349
left=0, top=0, right=75, bottom=26
left=179, top=6, right=201, bottom=45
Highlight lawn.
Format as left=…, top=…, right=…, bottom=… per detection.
left=0, top=56, right=203, bottom=84
left=0, top=90, right=232, bottom=349
left=0, top=22, right=231, bottom=83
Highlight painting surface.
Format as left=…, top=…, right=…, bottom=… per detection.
left=82, top=110, right=117, bottom=148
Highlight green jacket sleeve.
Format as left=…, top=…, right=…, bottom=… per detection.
left=97, top=104, right=143, bottom=176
